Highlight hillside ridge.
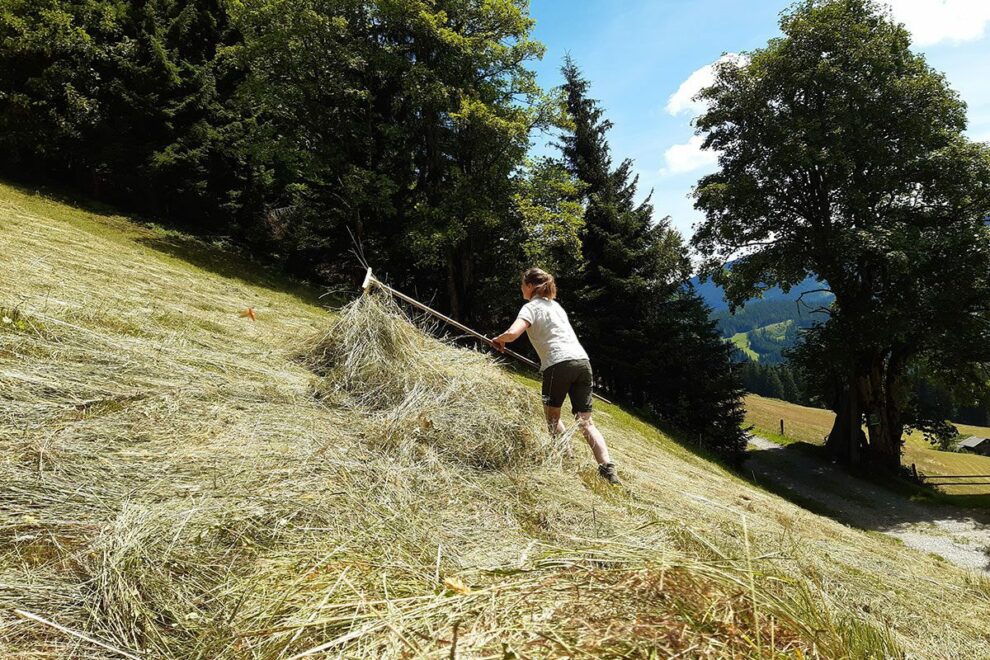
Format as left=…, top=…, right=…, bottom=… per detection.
left=2, top=184, right=989, bottom=658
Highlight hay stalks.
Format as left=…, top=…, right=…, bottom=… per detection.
left=3, top=186, right=989, bottom=658
left=304, top=292, right=560, bottom=470
left=13, top=608, right=141, bottom=660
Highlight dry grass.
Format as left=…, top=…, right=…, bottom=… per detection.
left=2, top=182, right=990, bottom=658
left=745, top=394, right=990, bottom=495
left=303, top=292, right=559, bottom=470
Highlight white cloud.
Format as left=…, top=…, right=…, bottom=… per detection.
left=660, top=135, right=718, bottom=176
left=665, top=53, right=747, bottom=117
left=884, top=0, right=990, bottom=45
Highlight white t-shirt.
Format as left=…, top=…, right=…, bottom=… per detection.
left=516, top=296, right=589, bottom=371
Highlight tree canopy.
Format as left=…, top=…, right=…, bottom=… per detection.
left=692, top=0, right=990, bottom=468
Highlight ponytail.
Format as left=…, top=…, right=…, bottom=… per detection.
left=522, top=267, right=557, bottom=300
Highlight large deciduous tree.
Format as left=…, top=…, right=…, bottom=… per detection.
left=692, top=0, right=990, bottom=469
left=230, top=0, right=556, bottom=323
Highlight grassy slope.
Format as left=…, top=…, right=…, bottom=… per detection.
left=756, top=319, right=793, bottom=341
left=745, top=394, right=990, bottom=497
left=730, top=332, right=760, bottom=361
left=3, top=183, right=990, bottom=657
left=730, top=320, right=795, bottom=363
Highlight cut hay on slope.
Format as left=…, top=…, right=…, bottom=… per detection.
left=305, top=292, right=558, bottom=469
left=4, top=185, right=990, bottom=659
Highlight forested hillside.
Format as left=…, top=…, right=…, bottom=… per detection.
left=692, top=268, right=831, bottom=367
left=0, top=0, right=745, bottom=453
left=713, top=295, right=830, bottom=342
left=691, top=271, right=827, bottom=313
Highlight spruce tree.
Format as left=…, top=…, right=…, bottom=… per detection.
left=779, top=367, right=800, bottom=404
left=766, top=370, right=785, bottom=400
left=559, top=56, right=687, bottom=397
left=0, top=0, right=236, bottom=224
left=559, top=58, right=746, bottom=456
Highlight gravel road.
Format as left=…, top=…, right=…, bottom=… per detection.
left=746, top=435, right=990, bottom=573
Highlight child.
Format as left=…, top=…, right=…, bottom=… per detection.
left=492, top=268, right=619, bottom=484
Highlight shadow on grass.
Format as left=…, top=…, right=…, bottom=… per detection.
left=1, top=177, right=345, bottom=310
left=754, top=439, right=990, bottom=509
left=136, top=231, right=341, bottom=309
left=0, top=176, right=126, bottom=219
left=742, top=437, right=990, bottom=570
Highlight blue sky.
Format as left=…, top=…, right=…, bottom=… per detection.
left=528, top=0, right=990, bottom=241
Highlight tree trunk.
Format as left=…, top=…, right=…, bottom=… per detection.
left=825, top=373, right=865, bottom=465
left=862, top=351, right=907, bottom=471
left=446, top=249, right=462, bottom=320
left=864, top=400, right=903, bottom=470
left=826, top=351, right=907, bottom=471
left=444, top=242, right=474, bottom=321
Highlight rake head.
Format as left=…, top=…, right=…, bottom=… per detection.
left=361, top=267, right=376, bottom=293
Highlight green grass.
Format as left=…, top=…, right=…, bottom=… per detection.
left=730, top=331, right=760, bottom=361
left=727, top=320, right=794, bottom=362
left=745, top=393, right=990, bottom=507
left=0, top=179, right=328, bottom=313
left=755, top=319, right=793, bottom=341
left=4, top=181, right=990, bottom=657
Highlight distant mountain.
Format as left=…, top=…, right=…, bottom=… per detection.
left=688, top=268, right=833, bottom=363
left=690, top=271, right=827, bottom=312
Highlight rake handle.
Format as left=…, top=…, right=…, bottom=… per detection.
left=362, top=269, right=611, bottom=404
left=368, top=277, right=539, bottom=369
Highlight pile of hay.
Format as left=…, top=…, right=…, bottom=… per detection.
left=305, top=292, right=559, bottom=469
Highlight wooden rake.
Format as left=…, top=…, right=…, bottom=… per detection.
left=360, top=267, right=612, bottom=404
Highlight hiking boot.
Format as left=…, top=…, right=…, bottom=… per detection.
left=598, top=462, right=620, bottom=485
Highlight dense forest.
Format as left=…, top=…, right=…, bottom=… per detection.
left=713, top=295, right=830, bottom=339
left=0, top=0, right=746, bottom=453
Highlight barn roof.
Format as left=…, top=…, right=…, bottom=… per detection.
left=958, top=436, right=990, bottom=448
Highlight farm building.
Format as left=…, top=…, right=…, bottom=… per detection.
left=958, top=436, right=990, bottom=456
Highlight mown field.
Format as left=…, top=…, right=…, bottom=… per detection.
left=3, top=181, right=990, bottom=657
left=730, top=332, right=759, bottom=361
left=745, top=394, right=990, bottom=497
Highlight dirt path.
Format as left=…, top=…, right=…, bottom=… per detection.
left=746, top=436, right=990, bottom=573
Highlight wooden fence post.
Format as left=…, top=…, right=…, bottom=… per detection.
left=779, top=419, right=784, bottom=436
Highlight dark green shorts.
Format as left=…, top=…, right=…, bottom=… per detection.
left=541, top=359, right=593, bottom=413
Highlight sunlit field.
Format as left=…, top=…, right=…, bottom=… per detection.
left=745, top=394, right=990, bottom=496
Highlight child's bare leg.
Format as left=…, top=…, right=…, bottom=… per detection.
left=544, top=405, right=566, bottom=435
left=576, top=412, right=611, bottom=465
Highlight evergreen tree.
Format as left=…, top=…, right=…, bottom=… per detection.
left=766, top=370, right=785, bottom=400
left=0, top=0, right=239, bottom=227
left=0, top=0, right=570, bottom=329
left=779, top=367, right=799, bottom=403
left=740, top=362, right=760, bottom=395
left=558, top=56, right=688, bottom=397
left=559, top=58, right=746, bottom=456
